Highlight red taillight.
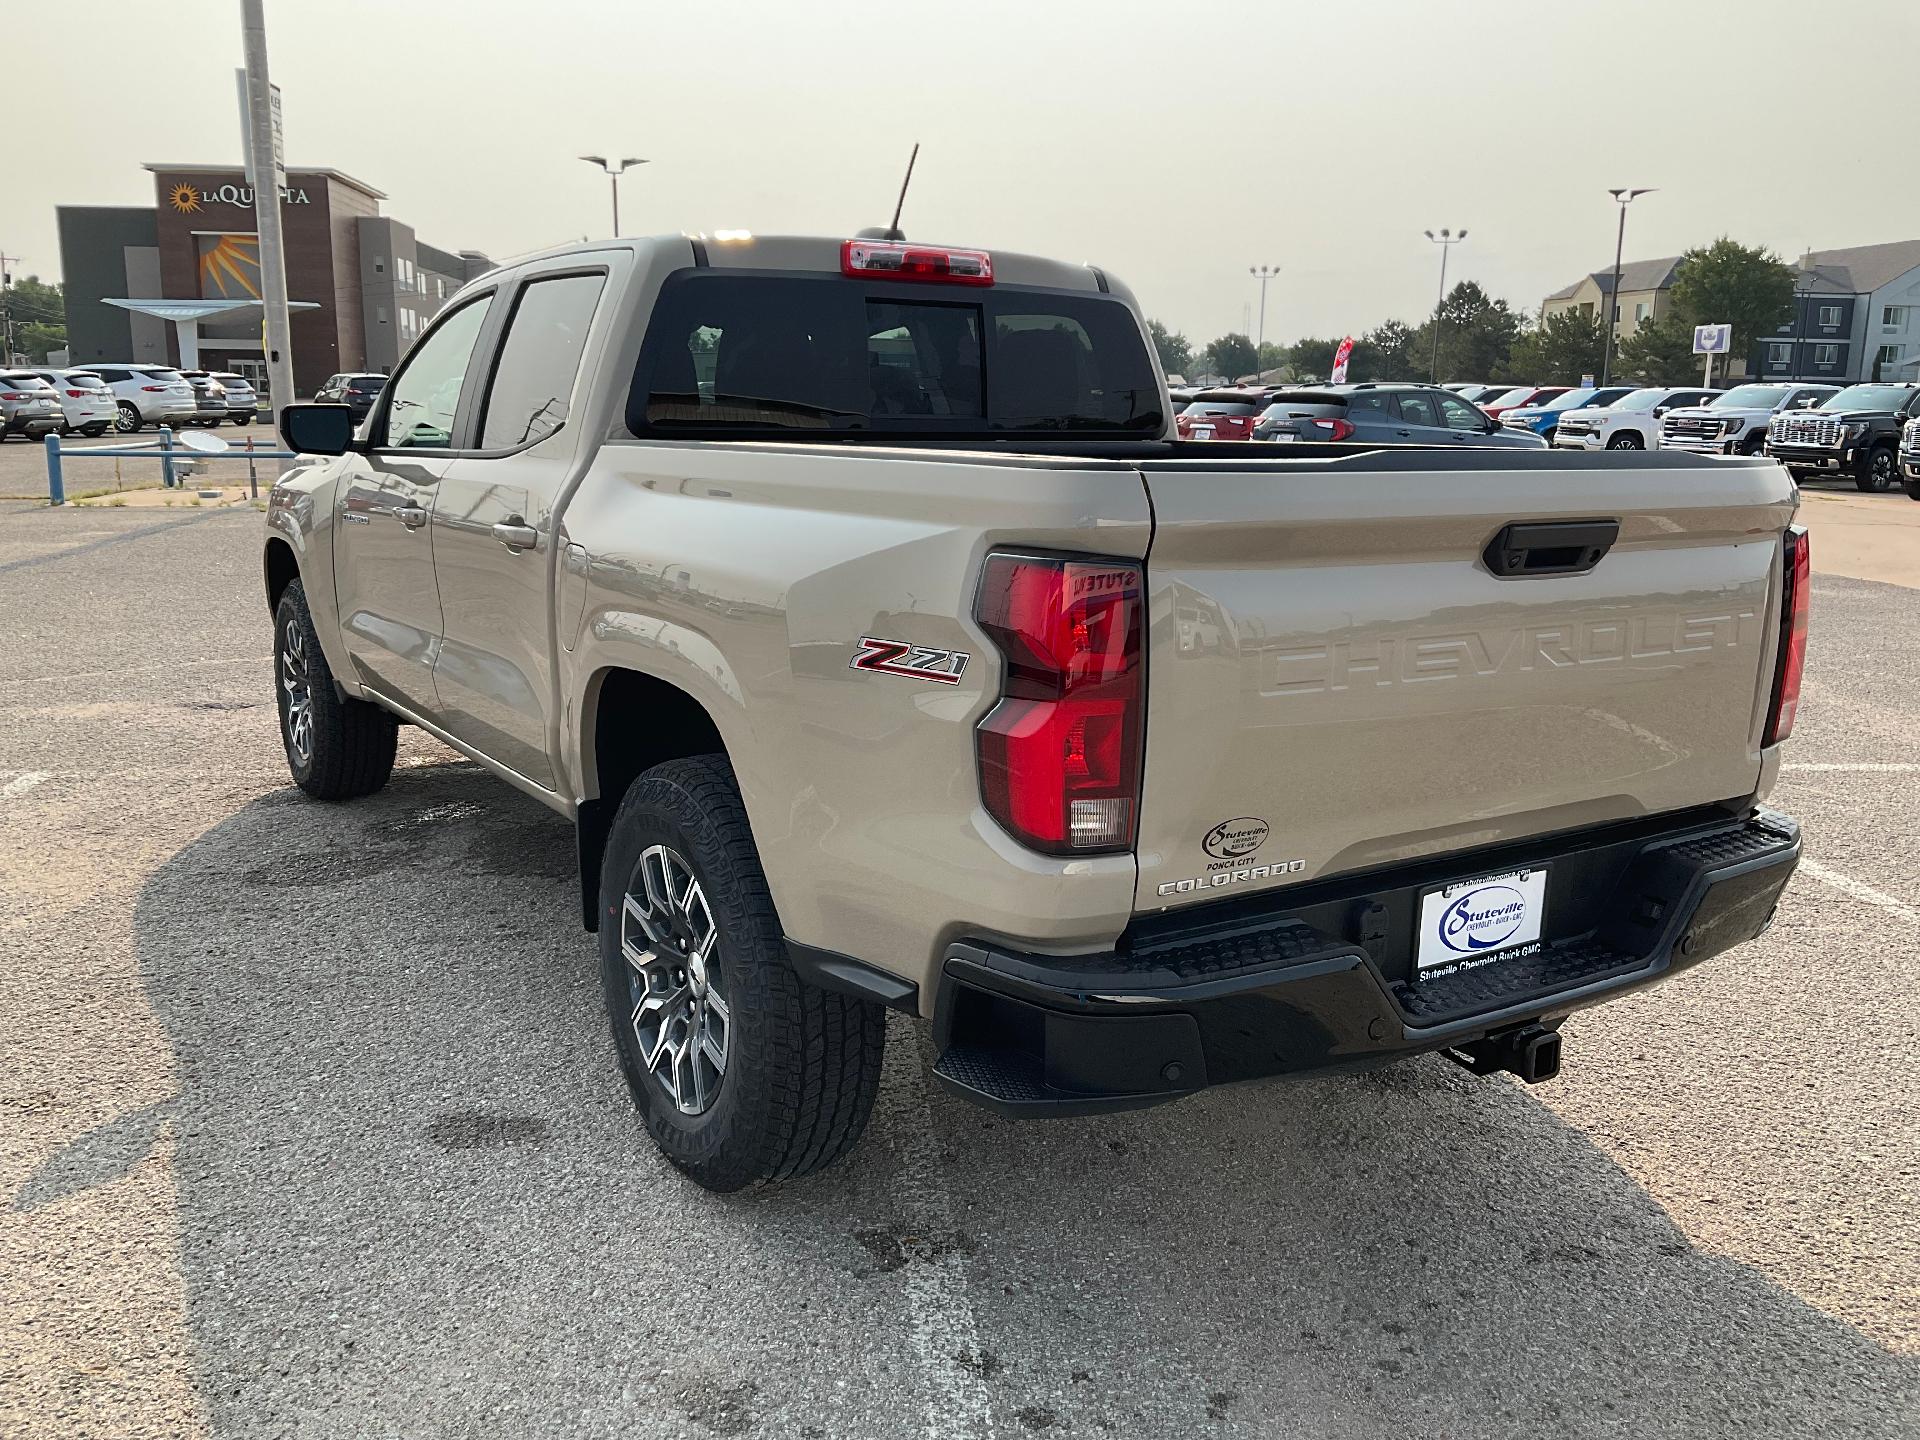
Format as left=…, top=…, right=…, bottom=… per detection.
left=1765, top=526, right=1810, bottom=745
left=1306, top=417, right=1356, bottom=441
left=0, top=392, right=28, bottom=401
left=975, top=553, right=1144, bottom=854
left=841, top=239, right=994, bottom=286
left=66, top=389, right=89, bottom=398
left=141, top=384, right=169, bottom=392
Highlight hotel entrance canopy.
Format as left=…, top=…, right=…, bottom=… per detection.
left=102, top=297, right=320, bottom=368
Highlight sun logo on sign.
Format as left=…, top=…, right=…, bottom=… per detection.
left=169, top=183, right=202, bottom=215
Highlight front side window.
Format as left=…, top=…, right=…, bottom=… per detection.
left=479, top=272, right=607, bottom=449
left=1437, top=395, right=1485, bottom=430
left=381, top=295, right=492, bottom=449
left=631, top=272, right=1161, bottom=438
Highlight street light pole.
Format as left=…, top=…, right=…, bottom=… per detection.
left=579, top=155, right=648, bottom=237
left=1600, top=187, right=1655, bottom=388
left=1423, top=228, right=1466, bottom=383
left=240, top=0, right=295, bottom=423
left=1249, top=264, right=1279, bottom=359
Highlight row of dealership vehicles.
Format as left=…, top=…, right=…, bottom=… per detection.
left=0, top=364, right=259, bottom=440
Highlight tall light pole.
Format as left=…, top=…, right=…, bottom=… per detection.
left=1600, top=188, right=1655, bottom=387
left=1424, top=228, right=1466, bottom=383
left=240, top=0, right=294, bottom=419
left=579, top=155, right=647, bottom=237
left=1249, top=264, right=1280, bottom=360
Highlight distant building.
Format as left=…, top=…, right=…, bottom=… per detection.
left=1542, top=240, right=1920, bottom=384
left=57, top=164, right=493, bottom=399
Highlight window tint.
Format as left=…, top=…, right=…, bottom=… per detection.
left=137, top=368, right=184, bottom=382
left=1346, top=393, right=1388, bottom=415
left=1437, top=394, right=1486, bottom=430
left=480, top=272, right=607, bottom=448
left=382, top=295, right=492, bottom=449
left=632, top=273, right=1161, bottom=437
left=1394, top=392, right=1441, bottom=427
left=92, top=368, right=127, bottom=382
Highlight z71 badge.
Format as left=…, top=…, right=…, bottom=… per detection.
left=850, top=636, right=970, bottom=685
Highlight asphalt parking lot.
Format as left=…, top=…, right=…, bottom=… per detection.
left=2, top=496, right=1917, bottom=1439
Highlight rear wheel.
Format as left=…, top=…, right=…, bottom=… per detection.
left=1606, top=432, right=1644, bottom=451
left=115, top=402, right=141, bottom=434
left=272, top=580, right=397, bottom=801
left=1857, top=445, right=1897, bottom=493
left=599, top=755, right=885, bottom=1192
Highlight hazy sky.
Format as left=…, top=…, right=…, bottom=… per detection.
left=9, top=0, right=1919, bottom=348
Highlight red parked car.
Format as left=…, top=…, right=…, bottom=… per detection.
left=1478, top=385, right=1570, bottom=419
left=1175, top=388, right=1271, bottom=441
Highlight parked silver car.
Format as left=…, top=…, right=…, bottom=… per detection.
left=209, top=371, right=258, bottom=425
left=84, top=364, right=200, bottom=433
left=23, top=368, right=116, bottom=437
left=0, top=371, right=66, bottom=441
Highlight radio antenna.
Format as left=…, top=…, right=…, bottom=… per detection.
left=887, top=143, right=920, bottom=240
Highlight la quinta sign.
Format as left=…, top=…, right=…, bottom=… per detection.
left=168, top=180, right=310, bottom=215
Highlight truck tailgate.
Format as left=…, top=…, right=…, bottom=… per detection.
left=1133, top=451, right=1795, bottom=912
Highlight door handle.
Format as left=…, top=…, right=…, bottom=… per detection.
left=393, top=504, right=428, bottom=529
left=1483, top=519, right=1620, bottom=577
left=492, top=517, right=539, bottom=551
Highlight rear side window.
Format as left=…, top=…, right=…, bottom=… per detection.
left=137, top=368, right=184, bottom=382
left=631, top=272, right=1161, bottom=438
left=480, top=272, right=607, bottom=448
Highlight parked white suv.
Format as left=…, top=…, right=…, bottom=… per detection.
left=24, top=368, right=117, bottom=437
left=1660, top=383, right=1837, bottom=457
left=1552, top=385, right=1722, bottom=451
left=84, top=363, right=200, bottom=433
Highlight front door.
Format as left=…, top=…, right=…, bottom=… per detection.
left=430, top=269, right=608, bottom=788
left=330, top=293, right=496, bottom=716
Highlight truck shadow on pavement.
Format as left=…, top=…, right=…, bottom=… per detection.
left=93, top=756, right=1917, bottom=1438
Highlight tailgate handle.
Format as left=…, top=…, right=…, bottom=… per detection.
left=1484, top=519, right=1619, bottom=578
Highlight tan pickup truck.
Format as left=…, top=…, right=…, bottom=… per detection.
left=262, top=232, right=1807, bottom=1191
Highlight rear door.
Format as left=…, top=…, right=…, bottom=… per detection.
left=1131, top=452, right=1794, bottom=911
left=429, top=264, right=610, bottom=788
left=331, top=292, right=495, bottom=713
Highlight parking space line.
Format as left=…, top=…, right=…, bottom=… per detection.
left=1799, top=858, right=1919, bottom=924
left=1, top=771, right=49, bottom=800
left=1781, top=762, right=1920, bottom=772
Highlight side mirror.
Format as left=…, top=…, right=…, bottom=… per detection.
left=1654, top=406, right=1669, bottom=418
left=1484, top=416, right=1500, bottom=433
left=279, top=402, right=357, bottom=457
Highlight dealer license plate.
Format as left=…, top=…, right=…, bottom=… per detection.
left=1415, top=866, right=1548, bottom=976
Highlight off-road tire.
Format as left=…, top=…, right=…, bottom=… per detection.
left=599, top=755, right=886, bottom=1192
left=1857, top=444, right=1897, bottom=493
left=272, top=580, right=397, bottom=801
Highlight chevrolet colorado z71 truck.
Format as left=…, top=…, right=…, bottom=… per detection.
left=262, top=233, right=1807, bottom=1191
left=1766, top=380, right=1920, bottom=492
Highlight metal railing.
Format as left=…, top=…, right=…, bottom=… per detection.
left=42, top=428, right=298, bottom=506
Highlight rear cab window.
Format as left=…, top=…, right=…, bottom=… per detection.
left=629, top=272, right=1162, bottom=439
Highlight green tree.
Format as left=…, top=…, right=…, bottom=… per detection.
left=1352, top=319, right=1419, bottom=382
left=1667, top=238, right=1794, bottom=363
left=1503, top=308, right=1608, bottom=385
left=1204, top=332, right=1259, bottom=381
left=1146, top=318, right=1193, bottom=378
left=1256, top=341, right=1287, bottom=373
left=2, top=274, right=64, bottom=361
left=1614, top=314, right=1702, bottom=386
left=1407, top=282, right=1522, bottom=383
left=1285, top=336, right=1340, bottom=382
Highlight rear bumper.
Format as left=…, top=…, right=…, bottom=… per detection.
left=932, top=808, right=1800, bottom=1116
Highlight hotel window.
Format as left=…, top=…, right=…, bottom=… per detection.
left=1876, top=344, right=1903, bottom=369
left=1633, top=301, right=1650, bottom=324
left=1818, top=305, right=1842, bottom=328
left=1813, top=343, right=1840, bottom=365
left=1884, top=306, right=1909, bottom=332
left=1767, top=342, right=1792, bottom=365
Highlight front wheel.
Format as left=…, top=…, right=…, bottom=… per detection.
left=1738, top=434, right=1766, bottom=456
left=115, top=402, right=140, bottom=434
left=1857, top=446, right=1897, bottom=493
left=1606, top=432, right=1644, bottom=451
left=272, top=580, right=397, bottom=800
left=599, top=755, right=885, bottom=1192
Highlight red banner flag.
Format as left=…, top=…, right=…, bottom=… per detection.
left=1330, top=336, right=1355, bottom=384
